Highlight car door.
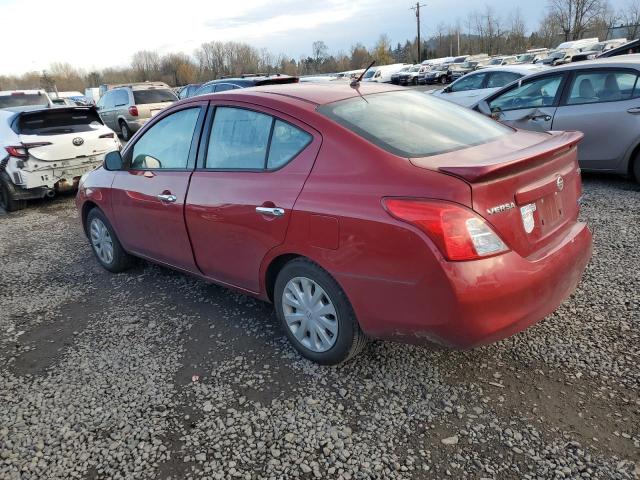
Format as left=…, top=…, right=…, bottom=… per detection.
left=551, top=68, right=640, bottom=171
left=185, top=103, right=321, bottom=293
left=110, top=102, right=206, bottom=271
left=486, top=73, right=567, bottom=132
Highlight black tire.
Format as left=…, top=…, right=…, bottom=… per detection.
left=633, top=155, right=640, bottom=183
left=0, top=175, right=26, bottom=212
left=440, top=76, right=447, bottom=85
left=274, top=258, right=367, bottom=365
left=85, top=208, right=134, bottom=273
left=119, top=121, right=132, bottom=141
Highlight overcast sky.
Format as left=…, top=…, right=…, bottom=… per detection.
left=0, top=0, right=629, bottom=75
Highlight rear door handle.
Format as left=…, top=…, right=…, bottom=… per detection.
left=256, top=206, right=285, bottom=217
left=157, top=194, right=177, bottom=203
left=627, top=107, right=640, bottom=114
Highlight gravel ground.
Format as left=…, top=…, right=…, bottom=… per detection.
left=0, top=175, right=638, bottom=480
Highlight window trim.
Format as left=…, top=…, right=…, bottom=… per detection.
left=486, top=72, right=569, bottom=113
left=122, top=104, right=207, bottom=172
left=197, top=104, right=313, bottom=173
left=558, top=67, right=640, bottom=107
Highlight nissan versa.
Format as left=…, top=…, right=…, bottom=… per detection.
left=76, top=83, right=593, bottom=365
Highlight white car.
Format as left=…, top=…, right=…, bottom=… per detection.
left=0, top=106, right=120, bottom=211
left=0, top=90, right=53, bottom=110
left=430, top=64, right=548, bottom=107
left=363, top=64, right=411, bottom=83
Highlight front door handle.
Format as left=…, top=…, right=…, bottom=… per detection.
left=157, top=194, right=177, bottom=203
left=256, top=206, right=285, bottom=217
left=627, top=107, right=640, bottom=114
left=530, top=114, right=552, bottom=121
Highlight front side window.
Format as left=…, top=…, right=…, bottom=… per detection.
left=206, top=108, right=312, bottom=170
left=489, top=75, right=563, bottom=112
left=450, top=73, right=486, bottom=92
left=131, top=108, right=200, bottom=169
left=566, top=71, right=638, bottom=105
left=486, top=71, right=522, bottom=88
left=319, top=90, right=511, bottom=158
left=214, top=84, right=237, bottom=93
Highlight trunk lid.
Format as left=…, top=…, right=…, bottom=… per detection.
left=410, top=130, right=583, bottom=258
left=12, top=107, right=117, bottom=162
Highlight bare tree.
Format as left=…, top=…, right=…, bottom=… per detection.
left=548, top=0, right=609, bottom=41
left=161, top=53, right=195, bottom=86
left=312, top=41, right=328, bottom=64
left=372, top=34, right=394, bottom=65
left=131, top=50, right=161, bottom=81
left=619, top=0, right=640, bottom=38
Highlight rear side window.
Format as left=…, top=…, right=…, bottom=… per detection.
left=268, top=120, right=312, bottom=169
left=206, top=107, right=312, bottom=170
left=133, top=89, right=177, bottom=105
left=0, top=94, right=49, bottom=108
left=131, top=108, right=199, bottom=169
left=318, top=90, right=511, bottom=158
left=15, top=109, right=103, bottom=135
left=566, top=71, right=639, bottom=105
left=196, top=84, right=215, bottom=95
left=214, top=84, right=237, bottom=92
left=207, top=108, right=272, bottom=169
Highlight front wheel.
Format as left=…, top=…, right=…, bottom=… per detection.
left=274, top=258, right=367, bottom=365
left=86, top=208, right=134, bottom=272
left=440, top=76, right=447, bottom=85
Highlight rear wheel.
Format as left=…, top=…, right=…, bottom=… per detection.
left=86, top=208, right=134, bottom=272
left=274, top=258, right=367, bottom=365
left=440, top=76, right=447, bottom=85
left=0, top=176, right=26, bottom=212
left=119, top=121, right=132, bottom=141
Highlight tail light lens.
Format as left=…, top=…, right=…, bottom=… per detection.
left=128, top=106, right=139, bottom=117
left=383, top=198, right=508, bottom=261
left=5, top=146, right=28, bottom=159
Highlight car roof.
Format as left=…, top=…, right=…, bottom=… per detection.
left=192, top=82, right=404, bottom=107
left=534, top=53, right=640, bottom=73
left=0, top=90, right=46, bottom=96
left=471, top=64, right=549, bottom=74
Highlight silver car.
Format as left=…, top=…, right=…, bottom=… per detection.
left=96, top=83, right=177, bottom=140
left=474, top=55, right=640, bottom=181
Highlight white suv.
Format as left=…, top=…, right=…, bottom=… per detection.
left=0, top=106, right=120, bottom=211
left=0, top=90, right=53, bottom=110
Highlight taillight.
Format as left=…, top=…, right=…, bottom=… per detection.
left=5, top=146, right=28, bottom=159
left=128, top=105, right=139, bottom=116
left=383, top=198, right=508, bottom=261
left=99, top=133, right=115, bottom=138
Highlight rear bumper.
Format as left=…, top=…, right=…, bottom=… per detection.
left=340, top=222, right=592, bottom=348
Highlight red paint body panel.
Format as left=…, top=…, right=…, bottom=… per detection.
left=76, top=83, right=593, bottom=350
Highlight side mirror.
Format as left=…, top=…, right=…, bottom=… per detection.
left=476, top=100, right=492, bottom=116
left=104, top=150, right=123, bottom=171
left=443, top=86, right=452, bottom=93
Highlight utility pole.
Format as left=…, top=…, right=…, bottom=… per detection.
left=410, top=3, right=427, bottom=63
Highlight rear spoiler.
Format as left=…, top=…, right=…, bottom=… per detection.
left=9, top=105, right=101, bottom=133
left=437, top=131, right=584, bottom=182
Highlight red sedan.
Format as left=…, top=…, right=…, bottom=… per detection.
left=76, top=83, right=592, bottom=365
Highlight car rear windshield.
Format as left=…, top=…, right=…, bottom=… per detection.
left=133, top=89, right=177, bottom=104
left=0, top=94, right=48, bottom=108
left=15, top=108, right=103, bottom=135
left=318, top=90, right=511, bottom=158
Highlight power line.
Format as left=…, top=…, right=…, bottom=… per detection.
left=410, top=3, right=428, bottom=62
